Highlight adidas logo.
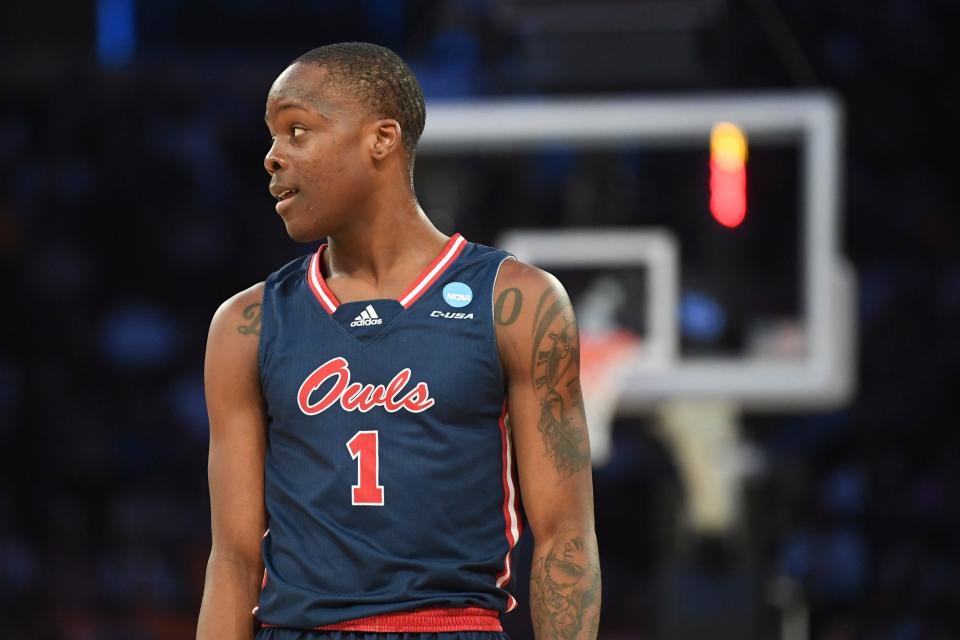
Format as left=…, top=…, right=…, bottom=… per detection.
left=350, top=304, right=383, bottom=328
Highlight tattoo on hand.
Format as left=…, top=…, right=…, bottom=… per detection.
left=531, top=288, right=589, bottom=477
left=530, top=535, right=601, bottom=639
left=238, top=303, right=262, bottom=336
left=495, top=287, right=522, bottom=325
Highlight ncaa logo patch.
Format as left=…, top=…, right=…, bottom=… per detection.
left=442, top=282, right=473, bottom=308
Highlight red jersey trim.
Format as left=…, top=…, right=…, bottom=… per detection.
left=307, top=245, right=340, bottom=314
left=306, top=234, right=466, bottom=314
left=260, top=606, right=502, bottom=633
left=398, top=233, right=467, bottom=308
left=495, top=402, right=522, bottom=612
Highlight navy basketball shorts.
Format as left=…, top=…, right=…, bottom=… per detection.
left=256, top=630, right=510, bottom=640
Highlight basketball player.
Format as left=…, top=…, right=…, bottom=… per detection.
left=197, top=43, right=600, bottom=640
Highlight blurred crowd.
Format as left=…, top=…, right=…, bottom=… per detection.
left=1, top=1, right=958, bottom=638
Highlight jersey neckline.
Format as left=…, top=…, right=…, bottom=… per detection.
left=306, top=233, right=468, bottom=315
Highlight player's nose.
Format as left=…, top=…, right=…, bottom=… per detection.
left=264, top=142, right=288, bottom=175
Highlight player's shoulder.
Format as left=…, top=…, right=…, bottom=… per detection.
left=212, top=251, right=313, bottom=322
left=495, top=257, right=567, bottom=298
left=493, top=258, right=572, bottom=335
left=205, top=281, right=265, bottom=379
left=210, top=281, right=265, bottom=332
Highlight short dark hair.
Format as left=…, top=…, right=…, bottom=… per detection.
left=293, top=42, right=426, bottom=174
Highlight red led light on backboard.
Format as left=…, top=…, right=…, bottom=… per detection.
left=710, top=122, right=748, bottom=228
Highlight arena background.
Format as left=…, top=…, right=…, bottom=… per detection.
left=1, top=1, right=958, bottom=638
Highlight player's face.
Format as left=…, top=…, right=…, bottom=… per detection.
left=264, top=63, right=373, bottom=242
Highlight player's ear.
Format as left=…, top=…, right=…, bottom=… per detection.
left=370, top=118, right=402, bottom=160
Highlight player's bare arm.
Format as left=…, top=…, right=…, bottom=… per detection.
left=197, top=282, right=268, bottom=640
left=495, top=259, right=601, bottom=640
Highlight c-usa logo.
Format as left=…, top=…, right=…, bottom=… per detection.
left=431, top=310, right=474, bottom=320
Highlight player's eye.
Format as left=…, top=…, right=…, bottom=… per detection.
left=292, top=125, right=307, bottom=137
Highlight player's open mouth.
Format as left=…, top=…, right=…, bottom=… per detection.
left=274, top=189, right=300, bottom=214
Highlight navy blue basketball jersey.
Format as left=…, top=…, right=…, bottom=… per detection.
left=253, top=234, right=524, bottom=632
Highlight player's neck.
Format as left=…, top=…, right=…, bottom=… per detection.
left=323, top=195, right=449, bottom=286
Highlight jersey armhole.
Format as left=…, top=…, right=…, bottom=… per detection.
left=256, top=277, right=273, bottom=388
left=490, top=254, right=517, bottom=391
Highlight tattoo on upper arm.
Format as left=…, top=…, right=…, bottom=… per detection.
left=531, top=287, right=590, bottom=478
left=530, top=534, right=601, bottom=639
left=495, top=287, right=522, bottom=325
left=237, top=303, right=262, bottom=336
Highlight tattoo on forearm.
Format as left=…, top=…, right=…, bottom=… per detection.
left=495, top=287, right=523, bottom=325
left=530, top=534, right=601, bottom=639
left=531, top=288, right=589, bottom=477
left=237, top=303, right=262, bottom=336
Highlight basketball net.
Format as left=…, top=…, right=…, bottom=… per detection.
left=578, top=329, right=642, bottom=465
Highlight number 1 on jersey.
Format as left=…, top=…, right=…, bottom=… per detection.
left=346, top=430, right=384, bottom=506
